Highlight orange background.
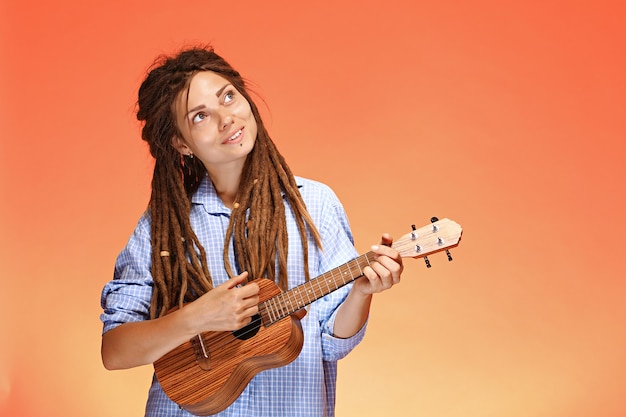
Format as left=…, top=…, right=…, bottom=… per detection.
left=1, top=1, right=625, bottom=416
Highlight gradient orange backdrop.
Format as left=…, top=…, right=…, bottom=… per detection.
left=1, top=1, right=625, bottom=416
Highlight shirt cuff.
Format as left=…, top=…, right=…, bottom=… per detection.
left=321, top=319, right=368, bottom=361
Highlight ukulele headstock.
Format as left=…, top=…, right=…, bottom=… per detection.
left=392, top=217, right=462, bottom=267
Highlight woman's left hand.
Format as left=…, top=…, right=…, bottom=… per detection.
left=353, top=233, right=404, bottom=295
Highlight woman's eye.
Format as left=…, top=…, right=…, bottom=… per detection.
left=192, top=112, right=207, bottom=124
left=224, top=91, right=235, bottom=103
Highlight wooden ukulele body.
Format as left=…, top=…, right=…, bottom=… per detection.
left=154, top=278, right=304, bottom=416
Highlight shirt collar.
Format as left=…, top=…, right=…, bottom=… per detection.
left=191, top=174, right=304, bottom=215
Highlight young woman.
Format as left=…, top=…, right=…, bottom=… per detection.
left=100, top=46, right=403, bottom=417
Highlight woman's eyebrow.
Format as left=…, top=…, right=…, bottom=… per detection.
left=186, top=104, right=206, bottom=117
left=215, top=83, right=231, bottom=97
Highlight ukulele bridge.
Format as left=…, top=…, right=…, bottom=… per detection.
left=191, top=334, right=212, bottom=370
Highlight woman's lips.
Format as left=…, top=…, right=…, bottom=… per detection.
left=223, top=128, right=244, bottom=144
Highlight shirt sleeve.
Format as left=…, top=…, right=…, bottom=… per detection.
left=306, top=182, right=367, bottom=361
left=100, top=212, right=154, bottom=334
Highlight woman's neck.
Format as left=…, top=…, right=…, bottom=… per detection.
left=207, top=169, right=242, bottom=209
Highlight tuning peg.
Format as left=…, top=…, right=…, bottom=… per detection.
left=430, top=216, right=440, bottom=232
left=431, top=216, right=453, bottom=262
left=412, top=224, right=432, bottom=267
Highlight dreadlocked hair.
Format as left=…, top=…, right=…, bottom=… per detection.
left=136, top=46, right=322, bottom=319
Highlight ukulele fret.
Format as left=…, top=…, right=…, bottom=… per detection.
left=266, top=297, right=280, bottom=323
left=259, top=304, right=272, bottom=325
left=277, top=293, right=289, bottom=318
left=284, top=291, right=297, bottom=312
left=351, top=255, right=364, bottom=277
left=338, top=263, right=348, bottom=285
left=260, top=252, right=381, bottom=325
left=293, top=287, right=306, bottom=310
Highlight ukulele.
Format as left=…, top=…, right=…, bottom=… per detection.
left=154, top=218, right=462, bottom=415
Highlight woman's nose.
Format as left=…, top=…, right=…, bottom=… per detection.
left=219, top=112, right=234, bottom=131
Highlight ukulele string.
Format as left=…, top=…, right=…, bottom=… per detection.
left=194, top=254, right=374, bottom=353
left=194, top=314, right=265, bottom=352
left=186, top=227, right=455, bottom=358
left=191, top=278, right=324, bottom=352
left=191, top=301, right=287, bottom=353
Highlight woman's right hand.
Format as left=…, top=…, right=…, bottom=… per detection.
left=182, top=271, right=260, bottom=334
left=101, top=271, right=260, bottom=370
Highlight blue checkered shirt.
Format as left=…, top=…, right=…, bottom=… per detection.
left=100, top=175, right=366, bottom=416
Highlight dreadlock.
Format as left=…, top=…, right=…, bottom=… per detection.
left=136, top=46, right=322, bottom=319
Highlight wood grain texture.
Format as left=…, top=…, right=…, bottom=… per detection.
left=154, top=278, right=304, bottom=415
left=154, top=219, right=463, bottom=415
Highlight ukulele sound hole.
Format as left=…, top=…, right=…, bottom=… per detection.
left=232, top=314, right=262, bottom=340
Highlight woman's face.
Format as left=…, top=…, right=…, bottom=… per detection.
left=174, top=71, right=257, bottom=174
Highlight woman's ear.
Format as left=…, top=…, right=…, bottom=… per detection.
left=171, top=136, right=191, bottom=156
